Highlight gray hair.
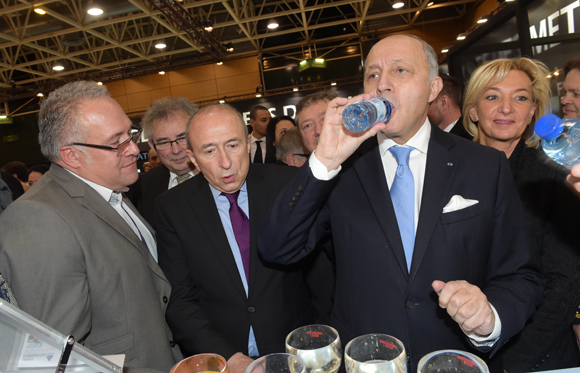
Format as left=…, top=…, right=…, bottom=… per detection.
left=141, top=97, right=198, bottom=140
left=186, top=104, right=248, bottom=149
left=38, top=81, right=110, bottom=162
left=365, top=35, right=439, bottom=83
left=276, top=127, right=308, bottom=161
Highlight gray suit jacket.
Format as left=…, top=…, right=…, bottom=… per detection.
left=0, top=164, right=181, bottom=371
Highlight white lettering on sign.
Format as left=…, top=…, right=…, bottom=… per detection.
left=268, top=108, right=277, bottom=117
left=557, top=81, right=564, bottom=96
left=243, top=111, right=251, bottom=125
left=283, top=105, right=296, bottom=118
left=530, top=0, right=579, bottom=54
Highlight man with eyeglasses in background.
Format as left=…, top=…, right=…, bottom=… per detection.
left=137, top=97, right=199, bottom=228
left=0, top=81, right=183, bottom=372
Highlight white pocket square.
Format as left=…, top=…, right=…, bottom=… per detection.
left=442, top=195, right=479, bottom=213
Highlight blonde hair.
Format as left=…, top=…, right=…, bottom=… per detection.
left=462, top=58, right=551, bottom=148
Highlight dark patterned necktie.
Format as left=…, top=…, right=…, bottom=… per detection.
left=176, top=173, right=191, bottom=184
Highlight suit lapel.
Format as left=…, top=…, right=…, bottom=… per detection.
left=49, top=165, right=168, bottom=281
left=352, top=138, right=409, bottom=279
left=122, top=198, right=169, bottom=282
left=188, top=176, right=247, bottom=298
left=409, top=127, right=459, bottom=280
left=245, top=165, right=269, bottom=297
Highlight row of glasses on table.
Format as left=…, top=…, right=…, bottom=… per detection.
left=170, top=325, right=489, bottom=373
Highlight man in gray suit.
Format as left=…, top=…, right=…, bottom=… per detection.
left=0, top=81, right=182, bottom=371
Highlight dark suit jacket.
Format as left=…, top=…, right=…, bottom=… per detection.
left=138, top=164, right=171, bottom=228
left=154, top=164, right=331, bottom=359
left=501, top=139, right=580, bottom=372
left=259, top=126, right=543, bottom=372
left=449, top=116, right=473, bottom=140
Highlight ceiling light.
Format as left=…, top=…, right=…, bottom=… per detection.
left=477, top=16, right=489, bottom=24
left=267, top=19, right=279, bottom=29
left=202, top=20, right=214, bottom=32
left=256, top=93, right=262, bottom=98
left=293, top=87, right=299, bottom=92
left=87, top=7, right=103, bottom=16
left=456, top=33, right=467, bottom=40
left=52, top=62, right=65, bottom=71
left=441, top=47, right=449, bottom=53
left=331, top=82, right=337, bottom=86
left=97, top=82, right=103, bottom=85
left=155, top=40, right=166, bottom=49
left=427, top=2, right=433, bottom=6
left=225, top=42, right=234, bottom=52
left=217, top=61, right=223, bottom=65
left=392, top=1, right=405, bottom=9
left=34, top=8, right=46, bottom=15
left=219, top=99, right=225, bottom=104
left=554, top=69, right=560, bottom=76
left=158, top=71, right=166, bottom=75
left=37, top=93, right=44, bottom=97
left=547, top=74, right=552, bottom=79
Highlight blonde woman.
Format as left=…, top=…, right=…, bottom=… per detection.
left=464, top=58, right=580, bottom=372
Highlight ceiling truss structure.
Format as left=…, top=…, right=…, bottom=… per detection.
left=0, top=0, right=482, bottom=100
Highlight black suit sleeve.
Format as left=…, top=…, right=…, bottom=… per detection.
left=475, top=153, right=544, bottom=355
left=259, top=165, right=335, bottom=265
left=154, top=199, right=240, bottom=359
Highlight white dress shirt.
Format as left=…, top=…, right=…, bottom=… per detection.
left=308, top=118, right=501, bottom=345
left=443, top=119, right=459, bottom=133
left=66, top=170, right=158, bottom=261
left=250, top=133, right=266, bottom=163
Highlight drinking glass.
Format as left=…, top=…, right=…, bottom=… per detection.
left=417, top=350, right=489, bottom=373
left=246, top=353, right=306, bottom=373
left=285, top=324, right=342, bottom=373
left=344, top=334, right=407, bottom=373
left=171, top=353, right=229, bottom=373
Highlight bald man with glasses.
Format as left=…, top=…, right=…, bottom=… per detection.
left=0, top=81, right=182, bottom=372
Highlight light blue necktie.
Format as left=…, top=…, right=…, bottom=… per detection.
left=389, top=146, right=415, bottom=272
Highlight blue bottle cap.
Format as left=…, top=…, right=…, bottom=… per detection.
left=535, top=114, right=564, bottom=140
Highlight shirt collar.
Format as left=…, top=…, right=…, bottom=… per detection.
left=65, top=169, right=122, bottom=206
left=250, top=133, right=263, bottom=143
left=209, top=180, right=248, bottom=201
left=377, top=117, right=431, bottom=157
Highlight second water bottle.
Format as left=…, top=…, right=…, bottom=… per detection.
left=534, top=113, right=580, bottom=169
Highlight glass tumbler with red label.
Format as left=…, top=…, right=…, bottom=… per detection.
left=344, top=334, right=407, bottom=373
left=285, top=325, right=342, bottom=373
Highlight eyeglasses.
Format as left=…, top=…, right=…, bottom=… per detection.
left=71, top=128, right=143, bottom=156
left=293, top=153, right=310, bottom=157
left=153, top=136, right=188, bottom=151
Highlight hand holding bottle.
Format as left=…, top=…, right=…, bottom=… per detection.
left=315, top=94, right=387, bottom=173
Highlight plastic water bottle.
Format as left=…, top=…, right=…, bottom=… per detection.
left=534, top=113, right=580, bottom=169
left=342, top=97, right=393, bottom=133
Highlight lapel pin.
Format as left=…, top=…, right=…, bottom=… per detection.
left=447, top=162, right=453, bottom=167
